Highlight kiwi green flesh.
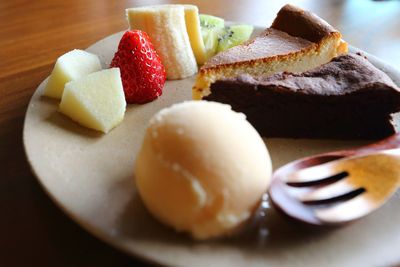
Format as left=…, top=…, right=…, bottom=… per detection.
left=217, top=25, right=254, bottom=52
left=199, top=14, right=254, bottom=60
left=199, top=14, right=225, bottom=28
left=202, top=27, right=223, bottom=59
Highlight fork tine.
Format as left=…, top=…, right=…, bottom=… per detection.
left=315, top=195, right=375, bottom=223
left=296, top=178, right=358, bottom=203
left=285, top=163, right=347, bottom=186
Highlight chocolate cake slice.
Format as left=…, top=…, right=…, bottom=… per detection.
left=205, top=54, right=400, bottom=139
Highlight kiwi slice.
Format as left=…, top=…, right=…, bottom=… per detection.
left=217, top=25, right=254, bottom=53
left=200, top=14, right=225, bottom=59
left=199, top=14, right=224, bottom=29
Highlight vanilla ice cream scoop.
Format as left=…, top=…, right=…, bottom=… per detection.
left=134, top=101, right=272, bottom=240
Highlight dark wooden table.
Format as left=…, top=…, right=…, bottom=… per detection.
left=1, top=0, right=400, bottom=266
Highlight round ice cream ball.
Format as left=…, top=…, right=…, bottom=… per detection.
left=134, top=101, right=272, bottom=240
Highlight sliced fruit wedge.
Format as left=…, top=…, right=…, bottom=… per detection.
left=59, top=68, right=126, bottom=133
left=43, top=49, right=101, bottom=99
left=199, top=14, right=254, bottom=60
left=126, top=5, right=197, bottom=80
left=183, top=5, right=207, bottom=65
left=200, top=14, right=224, bottom=28
left=217, top=25, right=254, bottom=52
left=200, top=14, right=225, bottom=60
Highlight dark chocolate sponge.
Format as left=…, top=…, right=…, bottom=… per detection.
left=205, top=54, right=400, bottom=139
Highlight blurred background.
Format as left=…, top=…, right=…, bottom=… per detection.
left=2, top=0, right=400, bottom=70
left=1, top=0, right=400, bottom=80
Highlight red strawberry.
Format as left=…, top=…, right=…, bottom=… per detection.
left=110, top=30, right=166, bottom=104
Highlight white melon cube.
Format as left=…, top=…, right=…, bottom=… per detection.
left=59, top=68, right=126, bottom=133
left=43, top=49, right=101, bottom=99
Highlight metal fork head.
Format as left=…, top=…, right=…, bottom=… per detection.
left=269, top=151, right=400, bottom=225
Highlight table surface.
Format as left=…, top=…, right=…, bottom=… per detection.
left=1, top=0, right=400, bottom=266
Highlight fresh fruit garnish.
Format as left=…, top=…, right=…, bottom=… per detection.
left=200, top=14, right=224, bottom=29
left=126, top=5, right=197, bottom=80
left=59, top=68, right=126, bottom=133
left=199, top=14, right=254, bottom=59
left=217, top=25, right=254, bottom=52
left=43, top=49, right=101, bottom=99
left=200, top=14, right=225, bottom=60
left=110, top=30, right=166, bottom=104
left=183, top=5, right=207, bottom=65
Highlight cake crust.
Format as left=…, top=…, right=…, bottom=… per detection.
left=271, top=4, right=337, bottom=43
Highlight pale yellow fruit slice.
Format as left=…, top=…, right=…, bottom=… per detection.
left=126, top=5, right=197, bottom=80
left=43, top=49, right=101, bottom=99
left=59, top=68, right=126, bottom=133
left=183, top=5, right=207, bottom=65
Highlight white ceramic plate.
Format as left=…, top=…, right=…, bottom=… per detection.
left=23, top=26, right=400, bottom=267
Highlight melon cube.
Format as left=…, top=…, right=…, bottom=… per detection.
left=59, top=68, right=126, bottom=133
left=43, top=49, right=101, bottom=99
